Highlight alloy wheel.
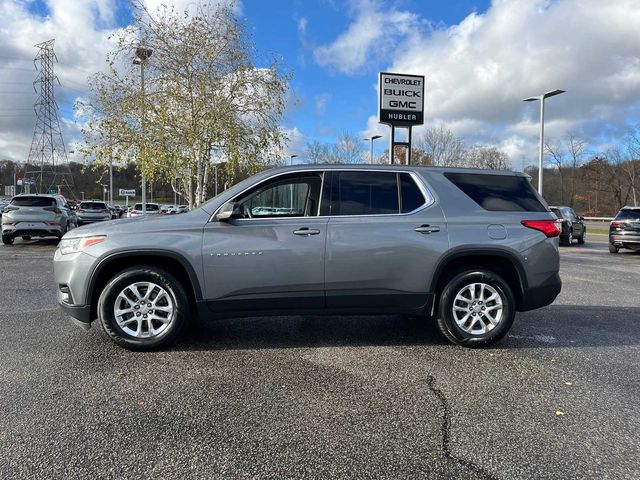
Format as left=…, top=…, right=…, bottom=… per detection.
left=452, top=282, right=504, bottom=335
left=113, top=281, right=174, bottom=338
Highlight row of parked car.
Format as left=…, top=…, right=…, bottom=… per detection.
left=0, top=195, right=189, bottom=245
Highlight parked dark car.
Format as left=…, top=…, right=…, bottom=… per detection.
left=550, top=206, right=585, bottom=246
left=609, top=206, right=640, bottom=253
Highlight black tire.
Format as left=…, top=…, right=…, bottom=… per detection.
left=2, top=235, right=14, bottom=245
left=98, top=265, right=189, bottom=350
left=21, top=236, right=31, bottom=241
left=560, top=230, right=573, bottom=246
left=609, top=244, right=619, bottom=254
left=577, top=228, right=585, bottom=244
left=436, top=270, right=516, bottom=348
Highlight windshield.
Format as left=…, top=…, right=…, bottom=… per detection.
left=11, top=197, right=56, bottom=207
left=614, top=209, right=640, bottom=221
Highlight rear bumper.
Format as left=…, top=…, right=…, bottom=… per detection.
left=2, top=225, right=62, bottom=237
left=519, top=272, right=562, bottom=311
left=610, top=233, right=640, bottom=247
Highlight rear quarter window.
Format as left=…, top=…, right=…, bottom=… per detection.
left=444, top=173, right=547, bottom=212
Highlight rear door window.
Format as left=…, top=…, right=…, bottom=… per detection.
left=444, top=173, right=546, bottom=212
left=331, top=171, right=399, bottom=216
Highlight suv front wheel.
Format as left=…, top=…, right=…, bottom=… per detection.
left=436, top=270, right=515, bottom=348
left=98, top=266, right=188, bottom=350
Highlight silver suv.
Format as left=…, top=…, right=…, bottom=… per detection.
left=53, top=165, right=562, bottom=350
left=2, top=194, right=77, bottom=245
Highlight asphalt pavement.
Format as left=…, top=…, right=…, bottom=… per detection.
left=0, top=236, right=638, bottom=479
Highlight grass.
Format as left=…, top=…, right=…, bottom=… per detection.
left=587, top=226, right=609, bottom=235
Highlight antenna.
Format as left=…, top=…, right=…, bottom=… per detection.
left=25, top=39, right=75, bottom=196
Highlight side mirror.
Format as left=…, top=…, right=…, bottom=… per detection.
left=577, top=216, right=584, bottom=221
left=215, top=202, right=245, bottom=222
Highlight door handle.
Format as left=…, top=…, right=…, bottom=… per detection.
left=415, top=224, right=440, bottom=234
left=293, top=227, right=320, bottom=236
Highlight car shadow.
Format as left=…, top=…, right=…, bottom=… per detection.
left=170, top=304, right=640, bottom=352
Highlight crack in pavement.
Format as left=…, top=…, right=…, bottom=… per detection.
left=426, top=375, right=498, bottom=480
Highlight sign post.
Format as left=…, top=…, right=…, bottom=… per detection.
left=119, top=189, right=136, bottom=212
left=378, top=72, right=425, bottom=165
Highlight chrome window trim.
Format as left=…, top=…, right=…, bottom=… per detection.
left=209, top=168, right=435, bottom=222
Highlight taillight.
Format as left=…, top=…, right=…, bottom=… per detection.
left=44, top=207, right=61, bottom=214
left=610, top=221, right=622, bottom=227
left=521, top=219, right=560, bottom=238
left=77, top=209, right=85, bottom=213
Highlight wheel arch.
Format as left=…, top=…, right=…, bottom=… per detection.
left=87, top=249, right=203, bottom=321
left=429, top=248, right=527, bottom=312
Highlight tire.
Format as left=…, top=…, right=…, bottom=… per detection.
left=2, top=235, right=14, bottom=245
left=609, top=244, right=619, bottom=254
left=561, top=230, right=573, bottom=246
left=21, top=236, right=31, bottom=241
left=436, top=270, right=516, bottom=348
left=98, top=266, right=189, bottom=350
left=577, top=228, right=585, bottom=244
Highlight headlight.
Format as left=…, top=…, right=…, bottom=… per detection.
left=59, top=235, right=107, bottom=255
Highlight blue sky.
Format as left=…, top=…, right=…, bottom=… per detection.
left=1, top=0, right=639, bottom=166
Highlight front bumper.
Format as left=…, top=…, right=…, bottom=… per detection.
left=519, top=272, right=562, bottom=311
left=59, top=302, right=92, bottom=329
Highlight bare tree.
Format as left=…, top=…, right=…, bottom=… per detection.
left=464, top=146, right=510, bottom=170
left=305, top=140, right=332, bottom=164
left=415, top=125, right=465, bottom=166
left=333, top=131, right=364, bottom=164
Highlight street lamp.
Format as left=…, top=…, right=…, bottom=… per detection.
left=523, top=89, right=565, bottom=196
left=133, top=47, right=153, bottom=214
left=363, top=135, right=382, bottom=163
left=290, top=154, right=298, bottom=166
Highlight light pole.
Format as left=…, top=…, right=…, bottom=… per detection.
left=363, top=135, right=382, bottom=163
left=523, top=89, right=565, bottom=196
left=290, top=154, right=298, bottom=166
left=133, top=46, right=153, bottom=214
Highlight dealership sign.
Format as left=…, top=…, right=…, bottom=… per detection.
left=119, top=189, right=136, bottom=197
left=378, top=72, right=424, bottom=126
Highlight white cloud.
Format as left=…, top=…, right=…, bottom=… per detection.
left=314, top=93, right=331, bottom=115
left=341, top=0, right=640, bottom=165
left=313, top=0, right=422, bottom=74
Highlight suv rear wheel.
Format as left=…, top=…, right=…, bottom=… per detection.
left=436, top=270, right=515, bottom=348
left=609, top=244, right=619, bottom=254
left=2, top=235, right=13, bottom=245
left=98, top=266, right=188, bottom=350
